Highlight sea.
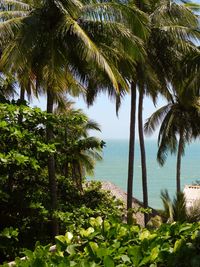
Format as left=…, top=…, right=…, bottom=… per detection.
left=88, top=139, right=200, bottom=209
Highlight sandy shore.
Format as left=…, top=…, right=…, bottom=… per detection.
left=101, top=181, right=157, bottom=226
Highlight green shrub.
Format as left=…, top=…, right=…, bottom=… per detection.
left=2, top=219, right=200, bottom=267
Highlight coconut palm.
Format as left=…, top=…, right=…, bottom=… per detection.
left=0, top=72, right=16, bottom=102
left=145, top=85, right=200, bottom=193
left=127, top=0, right=199, bottom=225
left=0, top=0, right=149, bottom=233
left=55, top=104, right=103, bottom=191
left=136, top=63, right=162, bottom=225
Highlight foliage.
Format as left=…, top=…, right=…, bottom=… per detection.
left=0, top=227, right=19, bottom=261
left=55, top=181, right=124, bottom=233
left=0, top=0, right=148, bottom=102
left=2, top=219, right=200, bottom=267
left=0, top=103, right=111, bottom=262
left=160, top=190, right=200, bottom=223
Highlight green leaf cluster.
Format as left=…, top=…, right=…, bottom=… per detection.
left=0, top=103, right=110, bottom=262
left=3, top=220, right=200, bottom=267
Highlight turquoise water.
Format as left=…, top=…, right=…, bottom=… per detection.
left=89, top=139, right=200, bottom=209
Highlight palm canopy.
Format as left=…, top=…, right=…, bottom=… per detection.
left=0, top=72, right=16, bottom=101
left=144, top=88, right=200, bottom=166
left=121, top=0, right=200, bottom=106
left=55, top=106, right=104, bottom=189
left=146, top=0, right=200, bottom=84
left=0, top=0, right=148, bottom=101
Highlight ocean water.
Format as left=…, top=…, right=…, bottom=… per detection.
left=89, top=139, right=200, bottom=209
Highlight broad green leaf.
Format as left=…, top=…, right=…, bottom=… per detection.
left=55, top=235, right=66, bottom=245
left=0, top=121, right=8, bottom=128
left=139, top=230, right=150, bottom=240
left=118, top=226, right=127, bottom=237
left=65, top=232, right=73, bottom=243
left=173, top=239, right=184, bottom=252
left=179, top=224, right=193, bottom=233
left=89, top=217, right=103, bottom=227
left=89, top=242, right=99, bottom=254
left=80, top=227, right=95, bottom=237
left=150, top=247, right=159, bottom=262
left=139, top=255, right=151, bottom=266
left=130, top=225, right=140, bottom=233
left=104, top=255, right=115, bottom=267
left=121, top=255, right=131, bottom=263
left=128, top=246, right=142, bottom=266
left=96, top=216, right=103, bottom=226
left=97, top=248, right=111, bottom=258
left=67, top=245, right=77, bottom=255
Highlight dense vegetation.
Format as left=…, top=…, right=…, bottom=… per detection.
left=2, top=218, right=200, bottom=267
left=1, top=0, right=200, bottom=265
left=0, top=103, right=124, bottom=262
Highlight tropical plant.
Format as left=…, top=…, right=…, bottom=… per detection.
left=0, top=73, right=16, bottom=102
left=145, top=88, right=200, bottom=193
left=54, top=106, right=104, bottom=191
left=0, top=0, right=148, bottom=233
left=3, top=218, right=200, bottom=267
left=128, top=0, right=200, bottom=226
left=160, top=189, right=200, bottom=223
left=0, top=103, right=116, bottom=262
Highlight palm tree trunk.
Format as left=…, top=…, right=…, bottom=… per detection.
left=20, top=87, right=25, bottom=102
left=18, top=87, right=25, bottom=123
left=64, top=162, right=69, bottom=178
left=176, top=133, right=183, bottom=193
left=46, top=89, right=59, bottom=237
left=138, top=88, right=149, bottom=226
left=127, top=81, right=137, bottom=215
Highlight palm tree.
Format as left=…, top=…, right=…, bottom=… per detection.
left=1, top=0, right=148, bottom=233
left=160, top=189, right=200, bottom=223
left=0, top=72, right=16, bottom=102
left=136, top=64, right=161, bottom=225
left=55, top=104, right=103, bottom=191
left=129, top=0, right=199, bottom=225
left=0, top=0, right=37, bottom=103
left=145, top=87, right=200, bottom=193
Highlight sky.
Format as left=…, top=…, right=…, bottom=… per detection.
left=31, top=1, right=200, bottom=141
left=73, top=93, right=167, bottom=140
left=73, top=1, right=200, bottom=140
left=71, top=1, right=200, bottom=140
left=32, top=92, right=167, bottom=140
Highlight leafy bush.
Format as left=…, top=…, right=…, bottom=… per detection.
left=0, top=227, right=19, bottom=261
left=56, top=181, right=124, bottom=233
left=160, top=190, right=200, bottom=223
left=0, top=103, right=108, bottom=262
left=2, top=219, right=200, bottom=267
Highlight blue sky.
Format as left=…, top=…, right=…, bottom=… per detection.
left=73, top=93, right=167, bottom=140
left=69, top=2, right=200, bottom=140
left=32, top=1, right=200, bottom=140
left=32, top=92, right=166, bottom=140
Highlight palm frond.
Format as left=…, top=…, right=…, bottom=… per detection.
left=0, top=10, right=28, bottom=20
left=161, top=25, right=200, bottom=43
left=160, top=189, right=174, bottom=223
left=144, top=104, right=172, bottom=135
left=151, top=2, right=198, bottom=28
left=68, top=17, right=126, bottom=92
left=84, top=120, right=101, bottom=132
left=184, top=2, right=200, bottom=11
left=0, top=17, right=22, bottom=45
left=172, top=191, right=187, bottom=223
left=0, top=0, right=31, bottom=10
